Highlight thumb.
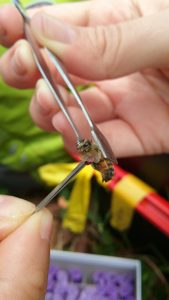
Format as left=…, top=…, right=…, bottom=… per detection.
left=0, top=196, right=53, bottom=299
left=0, top=195, right=35, bottom=240
left=31, top=10, right=169, bottom=80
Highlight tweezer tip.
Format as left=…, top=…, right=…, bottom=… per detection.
left=34, top=207, right=39, bottom=214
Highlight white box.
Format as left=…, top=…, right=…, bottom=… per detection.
left=50, top=250, right=141, bottom=300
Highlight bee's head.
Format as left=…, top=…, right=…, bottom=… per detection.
left=76, top=139, right=92, bottom=152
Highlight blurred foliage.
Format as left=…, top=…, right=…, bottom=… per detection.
left=0, top=78, right=71, bottom=171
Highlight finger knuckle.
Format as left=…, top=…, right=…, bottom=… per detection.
left=90, top=24, right=124, bottom=78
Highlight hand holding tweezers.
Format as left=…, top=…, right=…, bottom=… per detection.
left=13, top=0, right=117, bottom=211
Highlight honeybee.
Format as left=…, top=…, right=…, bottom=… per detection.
left=76, top=139, right=115, bottom=182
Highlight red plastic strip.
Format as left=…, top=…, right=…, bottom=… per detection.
left=136, top=193, right=169, bottom=237
left=108, top=166, right=169, bottom=237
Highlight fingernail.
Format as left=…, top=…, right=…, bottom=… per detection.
left=40, top=209, right=53, bottom=241
left=0, top=196, right=35, bottom=219
left=12, top=42, right=34, bottom=75
left=31, top=12, right=77, bottom=44
left=36, top=80, right=54, bottom=115
left=52, top=113, right=64, bottom=133
left=12, top=46, right=28, bottom=75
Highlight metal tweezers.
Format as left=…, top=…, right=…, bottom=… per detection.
left=13, top=0, right=116, bottom=212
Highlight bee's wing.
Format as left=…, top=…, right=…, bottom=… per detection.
left=92, top=124, right=118, bottom=164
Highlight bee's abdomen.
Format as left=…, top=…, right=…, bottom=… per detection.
left=93, top=159, right=115, bottom=182
left=102, top=166, right=114, bottom=182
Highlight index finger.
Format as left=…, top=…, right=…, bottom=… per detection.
left=0, top=1, right=91, bottom=48
left=0, top=4, right=23, bottom=47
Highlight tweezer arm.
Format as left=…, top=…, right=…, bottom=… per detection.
left=13, top=0, right=82, bottom=141
left=35, top=161, right=86, bottom=212
left=48, top=51, right=116, bottom=161
left=24, top=24, right=82, bottom=141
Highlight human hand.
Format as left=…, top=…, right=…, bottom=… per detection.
left=0, top=195, right=53, bottom=299
left=0, top=0, right=169, bottom=157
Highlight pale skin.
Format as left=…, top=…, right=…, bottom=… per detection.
left=0, top=0, right=169, bottom=298
left=0, top=196, right=53, bottom=299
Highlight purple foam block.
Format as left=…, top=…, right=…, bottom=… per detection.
left=109, top=291, right=120, bottom=300
left=78, top=285, right=97, bottom=300
left=109, top=294, right=119, bottom=300
left=47, top=273, right=55, bottom=292
left=66, top=296, right=79, bottom=300
left=46, top=264, right=136, bottom=300
left=47, top=265, right=61, bottom=292
left=101, top=272, right=116, bottom=283
left=49, top=265, right=60, bottom=280
left=45, top=292, right=53, bottom=300
left=126, top=296, right=136, bottom=300
left=57, top=270, right=69, bottom=283
left=123, top=273, right=135, bottom=284
left=68, top=268, right=83, bottom=283
left=96, top=296, right=110, bottom=300
left=119, top=282, right=134, bottom=297
left=66, top=283, right=80, bottom=300
left=53, top=281, right=68, bottom=298
left=52, top=293, right=64, bottom=300
left=92, top=271, right=104, bottom=284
